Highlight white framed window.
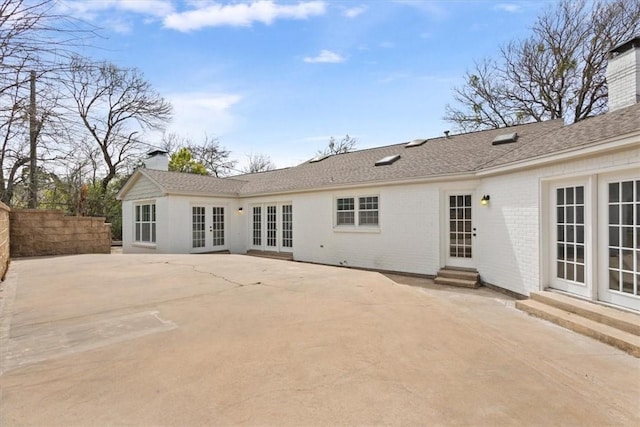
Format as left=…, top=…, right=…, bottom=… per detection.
left=192, top=206, right=205, bottom=248
left=556, top=185, right=586, bottom=284
left=336, top=197, right=355, bottom=225
left=212, top=206, right=225, bottom=246
left=252, top=206, right=262, bottom=246
left=335, top=195, right=379, bottom=227
left=135, top=203, right=156, bottom=243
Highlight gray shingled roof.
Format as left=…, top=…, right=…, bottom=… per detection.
left=124, top=103, right=640, bottom=198
left=141, top=168, right=247, bottom=195
left=482, top=102, right=640, bottom=168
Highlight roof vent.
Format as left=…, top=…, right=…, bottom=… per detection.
left=309, top=154, right=330, bottom=163
left=375, top=154, right=401, bottom=166
left=491, top=132, right=518, bottom=145
left=405, top=139, right=427, bottom=148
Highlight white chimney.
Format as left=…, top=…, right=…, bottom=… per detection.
left=607, top=36, right=640, bottom=111
left=144, top=150, right=169, bottom=171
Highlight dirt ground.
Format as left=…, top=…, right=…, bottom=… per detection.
left=1, top=254, right=638, bottom=426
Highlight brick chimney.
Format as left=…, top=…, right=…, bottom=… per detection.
left=606, top=36, right=640, bottom=111
left=143, top=150, right=169, bottom=171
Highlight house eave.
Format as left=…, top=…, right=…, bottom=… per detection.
left=164, top=190, right=240, bottom=198
left=476, top=131, right=640, bottom=177
left=237, top=172, right=479, bottom=198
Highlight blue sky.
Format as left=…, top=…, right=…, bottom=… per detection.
left=58, top=0, right=551, bottom=170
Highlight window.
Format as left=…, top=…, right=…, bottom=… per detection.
left=192, top=206, right=205, bottom=248
left=336, top=196, right=379, bottom=227
left=337, top=197, right=355, bottom=225
left=135, top=203, right=156, bottom=243
left=556, top=186, right=585, bottom=283
left=607, top=180, right=639, bottom=296
left=266, top=205, right=277, bottom=247
left=212, top=207, right=224, bottom=246
left=282, top=204, right=293, bottom=248
left=252, top=206, right=262, bottom=246
left=359, top=196, right=379, bottom=225
left=449, top=195, right=472, bottom=258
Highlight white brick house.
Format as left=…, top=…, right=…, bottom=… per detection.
left=118, top=37, right=640, bottom=312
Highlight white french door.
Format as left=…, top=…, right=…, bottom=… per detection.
left=549, top=181, right=591, bottom=298
left=191, top=205, right=226, bottom=253
left=445, top=193, right=476, bottom=269
left=598, top=171, right=640, bottom=311
left=251, top=202, right=293, bottom=253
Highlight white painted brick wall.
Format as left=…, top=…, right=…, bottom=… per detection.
left=121, top=146, right=639, bottom=299
left=292, top=183, right=442, bottom=275
left=478, top=145, right=639, bottom=296
left=607, top=47, right=640, bottom=111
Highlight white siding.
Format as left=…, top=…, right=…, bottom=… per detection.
left=122, top=175, right=163, bottom=201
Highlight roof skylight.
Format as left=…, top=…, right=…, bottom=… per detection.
left=491, top=132, right=518, bottom=145
left=309, top=154, right=330, bottom=163
left=405, top=139, right=427, bottom=148
left=375, top=154, right=401, bottom=166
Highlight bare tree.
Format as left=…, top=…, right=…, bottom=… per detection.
left=189, top=134, right=237, bottom=177
left=62, top=56, right=172, bottom=192
left=0, top=0, right=94, bottom=206
left=160, top=132, right=237, bottom=177
left=243, top=153, right=275, bottom=173
left=317, top=134, right=357, bottom=156
left=444, top=0, right=640, bottom=131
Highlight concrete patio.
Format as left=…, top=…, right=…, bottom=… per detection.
left=0, top=254, right=638, bottom=426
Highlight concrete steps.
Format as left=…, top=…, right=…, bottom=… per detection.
left=434, top=267, right=480, bottom=288
left=245, top=250, right=293, bottom=261
left=516, top=291, right=640, bottom=357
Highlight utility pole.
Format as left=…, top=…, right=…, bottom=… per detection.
left=29, top=70, right=37, bottom=209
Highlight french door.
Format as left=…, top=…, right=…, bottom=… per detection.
left=445, top=193, right=476, bottom=269
left=549, top=181, right=591, bottom=298
left=251, top=203, right=293, bottom=253
left=598, top=172, right=639, bottom=311
left=191, top=205, right=226, bottom=253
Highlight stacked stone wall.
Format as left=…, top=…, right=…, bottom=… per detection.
left=10, top=210, right=111, bottom=257
left=0, top=202, right=9, bottom=279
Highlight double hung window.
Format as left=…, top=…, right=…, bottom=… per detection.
left=135, top=203, right=156, bottom=243
left=336, top=196, right=379, bottom=227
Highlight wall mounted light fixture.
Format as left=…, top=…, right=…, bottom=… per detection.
left=480, top=195, right=491, bottom=206
left=238, top=207, right=244, bottom=213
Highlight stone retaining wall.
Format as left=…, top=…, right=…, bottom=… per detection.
left=0, top=202, right=9, bottom=280
left=10, top=210, right=111, bottom=257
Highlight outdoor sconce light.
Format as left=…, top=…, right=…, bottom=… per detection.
left=237, top=207, right=244, bottom=213
left=480, top=195, right=491, bottom=206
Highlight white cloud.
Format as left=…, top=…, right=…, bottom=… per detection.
left=344, top=6, right=367, bottom=18
left=58, top=0, right=174, bottom=20
left=103, top=17, right=134, bottom=34
left=165, top=92, right=242, bottom=139
left=494, top=3, right=522, bottom=13
left=379, top=41, right=394, bottom=49
left=303, top=50, right=345, bottom=64
left=164, top=1, right=326, bottom=31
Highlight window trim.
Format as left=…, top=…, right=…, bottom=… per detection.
left=334, top=195, right=380, bottom=230
left=134, top=201, right=157, bottom=245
